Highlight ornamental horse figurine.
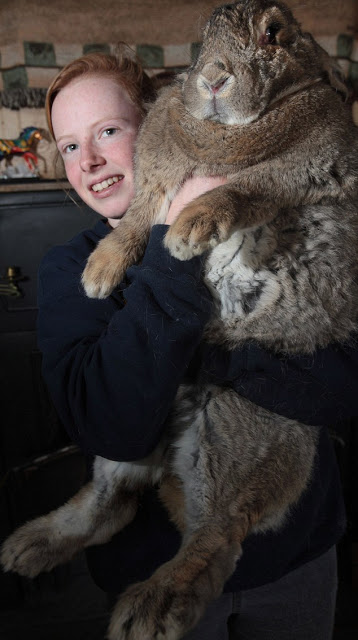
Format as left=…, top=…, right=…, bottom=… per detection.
left=0, top=126, right=50, bottom=176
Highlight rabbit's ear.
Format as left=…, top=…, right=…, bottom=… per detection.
left=303, top=34, right=349, bottom=100
left=321, top=54, right=349, bottom=100
left=177, top=71, right=189, bottom=82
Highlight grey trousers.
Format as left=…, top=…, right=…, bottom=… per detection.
left=182, top=547, right=338, bottom=640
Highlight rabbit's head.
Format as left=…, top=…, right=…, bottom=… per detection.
left=182, top=0, right=347, bottom=125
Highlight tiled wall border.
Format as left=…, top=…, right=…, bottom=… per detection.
left=0, top=38, right=357, bottom=123
left=0, top=42, right=196, bottom=93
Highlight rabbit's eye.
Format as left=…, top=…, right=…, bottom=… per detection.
left=262, top=22, right=281, bottom=45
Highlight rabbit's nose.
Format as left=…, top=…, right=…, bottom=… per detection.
left=210, top=78, right=229, bottom=94
left=199, top=61, right=233, bottom=96
left=198, top=72, right=232, bottom=96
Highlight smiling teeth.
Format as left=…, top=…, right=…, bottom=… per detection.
left=92, top=176, right=121, bottom=192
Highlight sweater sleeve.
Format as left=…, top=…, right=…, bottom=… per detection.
left=198, top=338, right=358, bottom=426
left=37, top=224, right=212, bottom=461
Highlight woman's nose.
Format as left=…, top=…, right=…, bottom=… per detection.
left=79, top=142, right=105, bottom=172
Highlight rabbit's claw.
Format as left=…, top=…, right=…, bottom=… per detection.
left=108, top=577, right=192, bottom=640
left=1, top=519, right=66, bottom=578
left=164, top=205, right=231, bottom=260
left=82, top=241, right=126, bottom=299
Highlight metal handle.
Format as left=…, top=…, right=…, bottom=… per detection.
left=0, top=266, right=24, bottom=297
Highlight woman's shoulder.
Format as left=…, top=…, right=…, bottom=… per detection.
left=40, top=219, right=109, bottom=274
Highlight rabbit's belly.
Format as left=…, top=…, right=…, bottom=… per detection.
left=205, top=227, right=282, bottom=323
left=93, top=452, right=166, bottom=490
left=203, top=224, right=320, bottom=350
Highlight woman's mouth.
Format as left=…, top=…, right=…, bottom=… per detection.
left=91, top=175, right=123, bottom=192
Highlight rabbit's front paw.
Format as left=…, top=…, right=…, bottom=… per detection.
left=108, top=578, right=194, bottom=640
left=1, top=518, right=75, bottom=578
left=82, top=237, right=127, bottom=299
left=164, top=202, right=232, bottom=260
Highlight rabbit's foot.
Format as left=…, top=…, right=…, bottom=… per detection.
left=108, top=577, right=199, bottom=640
left=1, top=517, right=84, bottom=578
left=81, top=236, right=128, bottom=299
left=164, top=201, right=233, bottom=260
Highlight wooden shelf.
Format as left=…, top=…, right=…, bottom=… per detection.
left=0, top=179, right=70, bottom=193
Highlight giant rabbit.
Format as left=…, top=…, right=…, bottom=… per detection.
left=2, top=1, right=358, bottom=639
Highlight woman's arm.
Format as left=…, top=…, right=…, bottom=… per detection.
left=38, top=223, right=212, bottom=461
left=198, top=338, right=358, bottom=425
left=37, top=177, right=227, bottom=462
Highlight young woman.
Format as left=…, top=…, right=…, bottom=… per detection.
left=38, top=48, right=358, bottom=639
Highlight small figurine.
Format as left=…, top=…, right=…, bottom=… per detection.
left=0, top=126, right=50, bottom=178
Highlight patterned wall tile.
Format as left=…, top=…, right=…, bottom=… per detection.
left=0, top=33, right=357, bottom=115
left=136, top=44, right=164, bottom=68
left=164, top=44, right=191, bottom=68
left=352, top=39, right=358, bottom=62
left=0, top=88, right=47, bottom=110
left=337, top=33, right=353, bottom=59
left=315, top=35, right=337, bottom=57
left=348, top=61, right=358, bottom=94
left=26, top=67, right=59, bottom=88
left=54, top=43, right=82, bottom=67
left=110, top=43, right=136, bottom=55
left=83, top=43, right=111, bottom=55
left=2, top=67, right=28, bottom=91
left=24, top=42, right=56, bottom=67
left=0, top=106, right=22, bottom=138
left=0, top=43, right=25, bottom=68
left=190, top=42, right=202, bottom=64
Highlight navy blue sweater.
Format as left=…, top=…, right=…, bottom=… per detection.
left=38, top=219, right=356, bottom=594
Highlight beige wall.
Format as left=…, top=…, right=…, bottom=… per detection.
left=1, top=0, right=357, bottom=47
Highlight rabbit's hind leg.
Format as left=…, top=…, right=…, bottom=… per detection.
left=107, top=385, right=317, bottom=640
left=108, top=519, right=243, bottom=640
left=1, top=457, right=140, bottom=578
left=107, top=393, right=250, bottom=640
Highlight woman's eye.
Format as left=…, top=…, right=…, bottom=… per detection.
left=103, top=127, right=118, bottom=137
left=63, top=143, right=78, bottom=154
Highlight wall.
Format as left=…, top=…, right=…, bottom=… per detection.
left=1, top=0, right=356, bottom=46
left=0, top=0, right=357, bottom=180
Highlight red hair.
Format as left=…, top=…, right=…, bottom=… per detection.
left=46, top=44, right=156, bottom=138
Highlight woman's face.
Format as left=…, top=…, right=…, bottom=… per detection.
left=51, top=74, right=142, bottom=227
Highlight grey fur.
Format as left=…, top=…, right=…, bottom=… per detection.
left=2, top=2, right=358, bottom=639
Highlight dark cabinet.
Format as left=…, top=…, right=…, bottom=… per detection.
left=0, top=188, right=99, bottom=608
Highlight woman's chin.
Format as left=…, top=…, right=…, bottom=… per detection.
left=105, top=212, right=127, bottom=228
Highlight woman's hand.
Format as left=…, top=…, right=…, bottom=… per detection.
left=166, top=175, right=228, bottom=225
